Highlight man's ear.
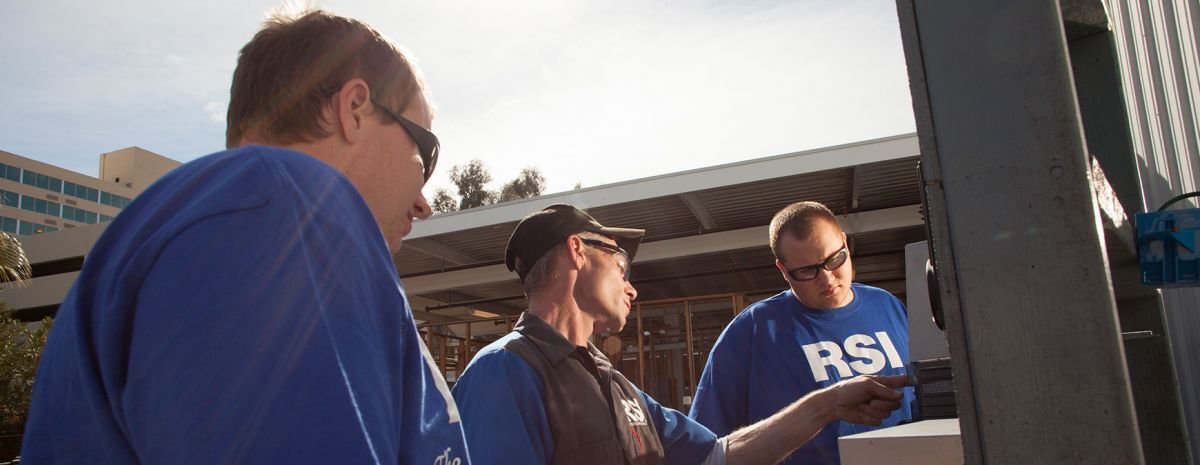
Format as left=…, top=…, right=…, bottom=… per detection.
left=333, top=78, right=372, bottom=144
left=775, top=259, right=788, bottom=275
left=566, top=236, right=588, bottom=270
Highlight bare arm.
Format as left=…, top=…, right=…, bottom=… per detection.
left=722, top=374, right=908, bottom=465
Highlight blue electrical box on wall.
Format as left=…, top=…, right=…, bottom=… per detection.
left=1137, top=208, right=1200, bottom=287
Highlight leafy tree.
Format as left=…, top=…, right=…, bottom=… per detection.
left=440, top=162, right=550, bottom=211
left=0, top=231, right=35, bottom=459
left=498, top=167, right=547, bottom=202
left=431, top=188, right=458, bottom=214
left=449, top=159, right=495, bottom=210
left=0, top=313, right=52, bottom=460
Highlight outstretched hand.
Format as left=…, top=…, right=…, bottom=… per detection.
left=829, top=374, right=908, bottom=426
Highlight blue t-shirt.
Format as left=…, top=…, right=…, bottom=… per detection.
left=689, top=284, right=914, bottom=465
left=452, top=331, right=718, bottom=465
left=22, top=146, right=470, bottom=465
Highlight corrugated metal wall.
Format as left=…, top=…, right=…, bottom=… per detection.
left=1106, top=0, right=1200, bottom=462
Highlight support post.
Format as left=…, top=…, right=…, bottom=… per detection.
left=896, top=1, right=1144, bottom=463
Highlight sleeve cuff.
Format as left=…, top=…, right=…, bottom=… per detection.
left=701, top=435, right=727, bottom=465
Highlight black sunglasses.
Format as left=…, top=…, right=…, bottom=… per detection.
left=783, top=244, right=849, bottom=281
left=581, top=238, right=631, bottom=282
left=369, top=96, right=439, bottom=183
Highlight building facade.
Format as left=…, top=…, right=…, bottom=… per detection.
left=1, top=147, right=180, bottom=321
left=0, top=147, right=179, bottom=237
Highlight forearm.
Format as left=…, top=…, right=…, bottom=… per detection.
left=723, top=386, right=836, bottom=465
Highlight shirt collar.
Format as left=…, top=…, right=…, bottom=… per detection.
left=514, top=312, right=579, bottom=365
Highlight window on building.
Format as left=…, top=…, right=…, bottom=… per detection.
left=0, top=217, right=15, bottom=234
left=18, top=221, right=32, bottom=236
left=4, top=166, right=18, bottom=182
left=20, top=196, right=51, bottom=215
left=0, top=190, right=17, bottom=207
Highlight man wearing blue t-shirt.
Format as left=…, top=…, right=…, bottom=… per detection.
left=22, top=10, right=469, bottom=465
left=452, top=204, right=908, bottom=465
left=690, top=201, right=915, bottom=465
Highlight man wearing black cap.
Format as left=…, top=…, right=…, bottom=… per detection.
left=451, top=204, right=909, bottom=465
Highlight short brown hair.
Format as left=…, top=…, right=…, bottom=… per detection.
left=769, top=201, right=841, bottom=261
left=226, top=10, right=428, bottom=147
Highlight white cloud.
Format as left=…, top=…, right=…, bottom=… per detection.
left=205, top=101, right=226, bottom=123
left=1, top=0, right=915, bottom=191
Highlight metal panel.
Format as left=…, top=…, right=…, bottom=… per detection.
left=898, top=1, right=1143, bottom=464
left=393, top=248, right=454, bottom=275
left=1161, top=287, right=1200, bottom=461
left=1107, top=0, right=1200, bottom=462
left=430, top=222, right=516, bottom=263
left=855, top=158, right=922, bottom=211
left=586, top=196, right=702, bottom=242
left=851, top=226, right=927, bottom=256
left=697, top=170, right=854, bottom=228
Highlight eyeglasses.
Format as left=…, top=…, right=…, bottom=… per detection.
left=581, top=238, right=631, bottom=281
left=369, top=96, right=440, bottom=183
left=783, top=244, right=849, bottom=281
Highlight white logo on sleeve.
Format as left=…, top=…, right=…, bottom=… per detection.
left=433, top=447, right=462, bottom=465
left=622, top=399, right=648, bottom=425
left=802, top=331, right=904, bottom=382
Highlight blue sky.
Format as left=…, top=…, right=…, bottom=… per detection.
left=0, top=0, right=915, bottom=195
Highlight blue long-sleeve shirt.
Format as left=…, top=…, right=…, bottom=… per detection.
left=689, top=284, right=914, bottom=465
left=22, top=146, right=469, bottom=465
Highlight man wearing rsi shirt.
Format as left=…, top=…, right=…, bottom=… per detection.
left=690, top=201, right=915, bottom=465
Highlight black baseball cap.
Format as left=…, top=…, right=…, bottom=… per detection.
left=505, top=204, right=645, bottom=281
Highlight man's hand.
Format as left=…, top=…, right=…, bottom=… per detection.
left=724, top=374, right=910, bottom=464
left=828, top=374, right=908, bottom=426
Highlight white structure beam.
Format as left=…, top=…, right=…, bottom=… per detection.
left=409, top=134, right=918, bottom=239
left=678, top=193, right=717, bottom=230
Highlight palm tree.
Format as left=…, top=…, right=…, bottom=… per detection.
left=0, top=232, right=30, bottom=286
